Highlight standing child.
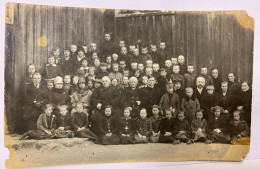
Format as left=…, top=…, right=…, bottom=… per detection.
left=201, top=85, right=218, bottom=119
left=158, top=109, right=174, bottom=143
left=169, top=65, right=185, bottom=89
left=191, top=109, right=207, bottom=143
left=206, top=106, right=230, bottom=144
left=72, top=102, right=98, bottom=140
left=159, top=84, right=180, bottom=117
left=156, top=68, right=168, bottom=97
left=181, top=87, right=200, bottom=125
left=63, top=75, right=72, bottom=95
left=149, top=105, right=164, bottom=143
left=135, top=109, right=152, bottom=143
left=109, top=63, right=123, bottom=85
left=20, top=104, right=56, bottom=140
left=177, top=55, right=187, bottom=75
left=200, top=66, right=214, bottom=87
left=184, top=65, right=196, bottom=88
left=53, top=47, right=62, bottom=65
left=87, top=66, right=96, bottom=82
left=43, top=55, right=62, bottom=80
left=52, top=105, right=73, bottom=138
left=76, top=57, right=89, bottom=78
left=71, top=75, right=79, bottom=94
left=119, top=107, right=137, bottom=144
left=173, top=111, right=192, bottom=144
left=98, top=105, right=120, bottom=145
left=152, top=63, right=160, bottom=79
left=229, top=110, right=250, bottom=144
left=211, top=68, right=221, bottom=93
left=140, top=46, right=152, bottom=65
left=70, top=44, right=78, bottom=59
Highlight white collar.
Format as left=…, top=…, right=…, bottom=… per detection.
left=46, top=64, right=57, bottom=66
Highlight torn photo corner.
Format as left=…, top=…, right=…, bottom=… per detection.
left=4, top=2, right=253, bottom=169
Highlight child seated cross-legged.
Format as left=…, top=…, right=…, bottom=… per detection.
left=158, top=109, right=175, bottom=143
left=98, top=105, right=120, bottom=145
left=134, top=108, right=152, bottom=143
left=52, top=105, right=74, bottom=138
left=20, top=104, right=56, bottom=140
left=72, top=102, right=98, bottom=140
left=191, top=109, right=207, bottom=143
left=229, top=110, right=250, bottom=144
left=149, top=105, right=164, bottom=143
left=173, top=111, right=192, bottom=144
left=118, top=107, right=137, bottom=144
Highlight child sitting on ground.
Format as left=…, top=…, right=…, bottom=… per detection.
left=98, top=105, right=120, bottom=145
left=118, top=107, right=137, bottom=144
left=191, top=109, right=207, bottom=143
left=135, top=108, right=152, bottom=143
left=149, top=105, right=164, bottom=143
left=173, top=111, right=192, bottom=144
left=158, top=109, right=175, bottom=143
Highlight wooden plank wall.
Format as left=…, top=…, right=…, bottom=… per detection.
left=114, top=11, right=254, bottom=83
left=5, top=3, right=109, bottom=133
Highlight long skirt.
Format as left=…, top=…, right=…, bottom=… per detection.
left=174, top=133, right=190, bottom=142
left=150, top=134, right=160, bottom=143
left=158, top=134, right=174, bottom=143
left=27, top=130, right=52, bottom=140
left=52, top=129, right=73, bottom=138
left=211, top=131, right=231, bottom=143
left=100, top=134, right=120, bottom=145
left=120, top=134, right=135, bottom=144
left=192, top=130, right=207, bottom=142
left=134, top=134, right=149, bottom=143
left=74, top=128, right=98, bottom=140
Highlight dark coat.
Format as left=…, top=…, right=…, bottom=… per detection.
left=201, top=94, right=219, bottom=119
left=206, top=115, right=229, bottom=135
left=140, top=86, right=161, bottom=110
left=49, top=88, right=71, bottom=107
left=212, top=77, right=222, bottom=93
left=72, top=112, right=89, bottom=130
left=193, top=87, right=207, bottom=106
left=135, top=117, right=152, bottom=137
left=100, top=40, right=115, bottom=57
left=24, top=83, right=48, bottom=106
left=229, top=120, right=249, bottom=138
left=150, top=116, right=164, bottom=133
left=99, top=115, right=119, bottom=135
left=61, top=58, right=75, bottom=75
left=150, top=51, right=161, bottom=64
left=159, top=93, right=180, bottom=111
left=184, top=73, right=196, bottom=88
left=42, top=64, right=62, bottom=80
left=173, top=119, right=190, bottom=136
left=56, top=114, right=72, bottom=130
left=139, top=53, right=152, bottom=65
left=228, top=81, right=240, bottom=97
left=215, top=91, right=235, bottom=113
left=118, top=117, right=137, bottom=135
left=37, top=113, right=56, bottom=131
left=121, top=87, right=141, bottom=109
left=159, top=118, right=175, bottom=135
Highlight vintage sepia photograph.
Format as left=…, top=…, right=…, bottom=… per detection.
left=4, top=2, right=254, bottom=169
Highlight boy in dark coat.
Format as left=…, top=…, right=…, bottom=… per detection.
left=201, top=85, right=219, bottom=119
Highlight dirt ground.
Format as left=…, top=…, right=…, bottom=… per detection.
left=4, top=134, right=250, bottom=169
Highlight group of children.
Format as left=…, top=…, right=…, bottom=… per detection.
left=20, top=34, right=251, bottom=145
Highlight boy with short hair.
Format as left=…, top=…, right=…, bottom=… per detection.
left=109, top=63, right=123, bottom=85
left=200, top=66, right=214, bottom=87
left=140, top=46, right=152, bottom=65
left=184, top=65, right=196, bottom=88
left=43, top=55, right=62, bottom=80
left=177, top=55, right=187, bottom=75
left=169, top=65, right=185, bottom=89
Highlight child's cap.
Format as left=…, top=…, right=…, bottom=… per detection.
left=78, top=77, right=86, bottom=84
left=54, top=76, right=63, bottom=84
left=100, top=62, right=108, bottom=66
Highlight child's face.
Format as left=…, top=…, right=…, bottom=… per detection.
left=45, top=106, right=53, bottom=116
left=171, top=58, right=178, bottom=65
left=165, top=111, right=172, bottom=119
left=142, top=76, right=148, bottom=85
left=165, top=60, right=172, bottom=68
left=106, top=57, right=112, bottom=64
left=221, top=83, right=228, bottom=92
left=47, top=82, right=54, bottom=90
left=71, top=45, right=77, bottom=53
left=104, top=34, right=111, bottom=41
left=172, top=66, right=180, bottom=74
left=187, top=66, right=194, bottom=74
left=89, top=69, right=95, bottom=76
left=60, top=108, right=67, bottom=116
left=140, top=110, right=147, bottom=119
left=101, top=65, right=107, bottom=71
left=82, top=60, right=88, bottom=67
left=121, top=47, right=127, bottom=55
left=134, top=70, right=140, bottom=77
left=105, top=108, right=112, bottom=117
left=201, top=68, right=208, bottom=76
left=129, top=46, right=135, bottom=52
left=146, top=68, right=153, bottom=76
left=55, top=83, right=63, bottom=89
left=78, top=50, right=85, bottom=57
left=146, top=61, right=153, bottom=68
left=94, top=59, right=100, bottom=67
left=53, top=50, right=60, bottom=57
left=148, top=77, right=156, bottom=87
left=123, top=71, right=130, bottom=77
left=151, top=45, right=157, bottom=52
left=160, top=70, right=167, bottom=77
left=152, top=64, right=160, bottom=72
left=112, top=54, right=118, bottom=61
left=241, top=82, right=249, bottom=92
left=196, top=111, right=203, bottom=119
left=113, top=65, right=119, bottom=72
left=214, top=109, right=221, bottom=118
left=212, top=69, right=218, bottom=78
left=92, top=53, right=98, bottom=60
left=124, top=109, right=130, bottom=118
left=28, top=65, right=36, bottom=75
left=186, top=89, right=193, bottom=98
left=152, top=108, right=159, bottom=116
left=123, top=77, right=129, bottom=85
left=131, top=63, right=138, bottom=70
left=159, top=43, right=166, bottom=49
left=138, top=64, right=144, bottom=71
left=167, top=87, right=174, bottom=94
left=64, top=50, right=71, bottom=57
left=174, top=82, right=182, bottom=90
left=178, top=55, right=185, bottom=64
left=207, top=88, right=214, bottom=95
left=48, top=57, right=55, bottom=65
left=79, top=83, right=86, bottom=89
left=119, top=41, right=125, bottom=47
left=141, top=48, right=148, bottom=54
left=76, top=104, right=84, bottom=113
left=178, top=112, right=185, bottom=121
left=82, top=46, right=88, bottom=53
left=111, top=79, right=118, bottom=86
left=228, top=73, right=235, bottom=82
left=73, top=77, right=79, bottom=84
left=133, top=49, right=139, bottom=56
left=88, top=81, right=93, bottom=88
left=90, top=43, right=97, bottom=51
left=233, top=112, right=240, bottom=121
left=119, top=62, right=126, bottom=69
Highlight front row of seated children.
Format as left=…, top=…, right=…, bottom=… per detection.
left=20, top=102, right=250, bottom=146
